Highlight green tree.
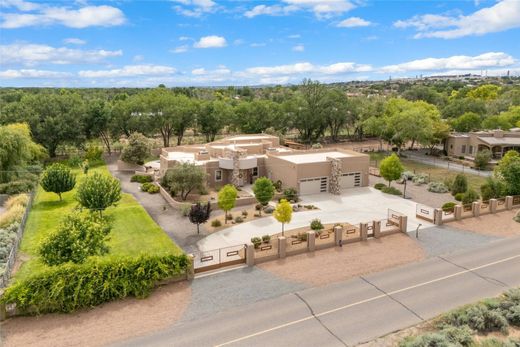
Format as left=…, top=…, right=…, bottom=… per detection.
left=379, top=153, right=404, bottom=187
left=218, top=184, right=238, bottom=224
left=450, top=112, right=482, bottom=132
left=323, top=88, right=349, bottom=142
left=290, top=79, right=327, bottom=143
left=40, top=163, right=76, bottom=201
left=120, top=132, right=150, bottom=165
left=461, top=189, right=480, bottom=204
left=480, top=178, right=506, bottom=201
left=162, top=163, right=206, bottom=200
left=481, top=115, right=512, bottom=130
left=363, top=116, right=388, bottom=151
left=84, top=99, right=113, bottom=154
left=39, top=211, right=111, bottom=266
left=495, top=154, right=520, bottom=195
left=495, top=150, right=520, bottom=179
left=451, top=174, right=468, bottom=196
left=474, top=149, right=492, bottom=170
left=273, top=199, right=292, bottom=236
left=76, top=172, right=122, bottom=216
left=188, top=202, right=211, bottom=234
left=467, top=84, right=501, bottom=101
left=252, top=177, right=275, bottom=216
left=198, top=100, right=233, bottom=142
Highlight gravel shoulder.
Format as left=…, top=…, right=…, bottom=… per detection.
left=446, top=209, right=520, bottom=238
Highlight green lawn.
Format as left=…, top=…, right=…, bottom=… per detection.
left=15, top=162, right=182, bottom=281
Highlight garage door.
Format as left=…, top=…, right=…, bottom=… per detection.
left=299, top=177, right=328, bottom=195
left=340, top=172, right=362, bottom=189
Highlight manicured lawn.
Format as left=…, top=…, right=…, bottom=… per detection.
left=15, top=162, right=182, bottom=281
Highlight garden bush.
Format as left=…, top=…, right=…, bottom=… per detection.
left=4, top=194, right=29, bottom=209
left=462, top=189, right=480, bottom=205
left=310, top=218, right=324, bottom=231
left=130, top=174, right=153, bottom=183
left=0, top=254, right=189, bottom=314
left=262, top=235, right=270, bottom=243
left=226, top=213, right=233, bottom=220
left=452, top=174, right=468, bottom=196
left=474, top=149, right=492, bottom=170
left=442, top=202, right=457, bottom=212
left=381, top=186, right=402, bottom=196
left=251, top=237, right=262, bottom=248
left=241, top=210, right=248, bottom=218
left=283, top=187, right=298, bottom=202
left=428, top=182, right=450, bottom=193
left=120, top=132, right=150, bottom=165
left=67, top=154, right=83, bottom=168
left=0, top=180, right=35, bottom=195
left=84, top=145, right=103, bottom=162
left=412, top=173, right=429, bottom=185
left=180, top=203, right=191, bottom=217
left=211, top=219, right=222, bottom=227
left=402, top=171, right=415, bottom=181
left=140, top=182, right=159, bottom=194
left=234, top=216, right=243, bottom=223
left=443, top=303, right=509, bottom=334
left=40, top=163, right=76, bottom=201
left=264, top=205, right=274, bottom=214
left=454, top=192, right=465, bottom=201
left=480, top=178, right=506, bottom=201
left=0, top=203, right=24, bottom=228
left=374, top=183, right=386, bottom=190
left=0, top=222, right=19, bottom=264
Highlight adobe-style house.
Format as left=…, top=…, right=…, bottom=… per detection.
left=160, top=134, right=369, bottom=195
left=446, top=129, right=520, bottom=160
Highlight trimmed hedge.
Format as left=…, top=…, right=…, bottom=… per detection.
left=381, top=186, right=402, bottom=196
left=131, top=174, right=153, bottom=183
left=374, top=183, right=386, bottom=190
left=1, top=253, right=189, bottom=314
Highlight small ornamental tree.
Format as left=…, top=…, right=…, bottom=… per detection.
left=274, top=199, right=292, bottom=236
left=451, top=174, right=468, bottom=196
left=39, top=211, right=111, bottom=266
left=188, top=202, right=211, bottom=234
left=379, top=153, right=404, bottom=187
left=76, top=172, right=122, bottom=216
left=40, top=163, right=76, bottom=201
left=474, top=149, right=492, bottom=170
left=252, top=177, right=275, bottom=216
left=120, top=132, right=150, bottom=165
left=218, top=184, right=238, bottom=224
left=162, top=163, right=205, bottom=200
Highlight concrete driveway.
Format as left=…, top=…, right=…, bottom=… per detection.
left=197, top=187, right=432, bottom=251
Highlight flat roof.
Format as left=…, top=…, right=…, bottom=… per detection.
left=225, top=135, right=273, bottom=141
left=279, top=151, right=353, bottom=164
left=166, top=151, right=209, bottom=165
left=479, top=137, right=520, bottom=146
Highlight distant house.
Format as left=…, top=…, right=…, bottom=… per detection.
left=446, top=128, right=520, bottom=160
left=160, top=134, right=369, bottom=195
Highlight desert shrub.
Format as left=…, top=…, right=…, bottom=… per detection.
left=130, top=174, right=153, bottom=183
left=255, top=204, right=262, bottom=211
left=251, top=237, right=262, bottom=248
left=443, top=177, right=454, bottom=190
left=428, top=182, right=450, bottom=193
left=480, top=178, right=506, bottom=201
left=234, top=216, right=243, bottom=223
left=474, top=149, right=492, bottom=170
left=211, top=219, right=222, bottom=227
left=180, top=203, right=191, bottom=217
left=4, top=194, right=29, bottom=209
left=455, top=192, right=465, bottom=201
left=198, top=186, right=209, bottom=195
left=452, top=174, right=468, bottom=196
left=0, top=254, right=189, bottom=314
left=226, top=213, right=233, bottom=220
left=310, top=218, right=323, bottom=231
left=462, top=189, right=480, bottom=204
left=262, top=235, right=270, bottom=243
left=412, top=173, right=429, bottom=185
left=399, top=332, right=451, bottom=347
left=283, top=187, right=298, bottom=202
left=439, top=325, right=474, bottom=346
left=39, top=212, right=112, bottom=266
left=443, top=303, right=509, bottom=334
left=442, top=202, right=457, bottom=212
left=381, top=186, right=402, bottom=196
left=242, top=210, right=248, bottom=217
left=264, top=205, right=274, bottom=214
left=120, top=132, right=150, bottom=165
left=0, top=180, right=35, bottom=195
left=402, top=171, right=415, bottom=180
left=374, top=183, right=386, bottom=190
left=273, top=180, right=283, bottom=192
left=0, top=204, right=24, bottom=228
left=84, top=145, right=103, bottom=162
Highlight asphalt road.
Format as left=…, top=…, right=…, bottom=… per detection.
left=119, top=237, right=520, bottom=347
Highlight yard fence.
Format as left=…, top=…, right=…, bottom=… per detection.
left=192, top=209, right=408, bottom=273
left=0, top=193, right=34, bottom=289
left=416, top=195, right=520, bottom=226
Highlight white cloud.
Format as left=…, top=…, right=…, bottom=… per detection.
left=1, top=4, right=126, bottom=29
left=0, top=43, right=122, bottom=66
left=78, top=65, right=176, bottom=78
left=243, top=61, right=371, bottom=76
left=245, top=0, right=355, bottom=19
left=337, top=17, right=371, bottom=27
left=379, top=52, right=516, bottom=73
left=292, top=44, right=305, bottom=52
left=0, top=69, right=71, bottom=79
left=178, top=36, right=191, bottom=41
left=63, top=38, right=86, bottom=45
left=0, top=0, right=41, bottom=12
left=173, top=0, right=216, bottom=17
left=250, top=43, right=266, bottom=47
left=288, top=34, right=301, bottom=39
left=394, top=0, right=520, bottom=39
left=133, top=55, right=144, bottom=62
left=171, top=45, right=189, bottom=53
left=193, top=35, right=227, bottom=48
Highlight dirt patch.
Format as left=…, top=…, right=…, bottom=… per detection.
left=258, top=233, right=425, bottom=287
left=0, top=281, right=191, bottom=347
left=447, top=210, right=520, bottom=238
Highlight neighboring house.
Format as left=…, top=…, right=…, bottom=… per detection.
left=160, top=134, right=369, bottom=195
left=446, top=129, right=520, bottom=160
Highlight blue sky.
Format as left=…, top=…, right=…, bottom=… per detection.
left=0, top=0, right=519, bottom=87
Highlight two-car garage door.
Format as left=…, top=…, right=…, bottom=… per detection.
left=298, top=172, right=362, bottom=195
left=340, top=172, right=362, bottom=189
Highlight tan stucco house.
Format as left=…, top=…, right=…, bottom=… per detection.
left=160, top=134, right=369, bottom=195
left=446, top=129, right=520, bottom=160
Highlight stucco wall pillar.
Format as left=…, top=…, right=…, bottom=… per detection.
left=334, top=225, right=343, bottom=245
left=186, top=254, right=195, bottom=280
left=399, top=215, right=408, bottom=233
left=490, top=199, right=498, bottom=213
left=360, top=222, right=368, bottom=241
left=246, top=244, right=255, bottom=266
left=434, top=208, right=443, bottom=225
left=472, top=201, right=481, bottom=217
left=506, top=196, right=513, bottom=210
left=307, top=230, right=316, bottom=252
left=373, top=220, right=381, bottom=238
left=454, top=205, right=462, bottom=220
left=278, top=236, right=286, bottom=258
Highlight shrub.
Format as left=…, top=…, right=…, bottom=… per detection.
left=474, top=149, right=492, bottom=170
left=310, top=218, right=323, bottom=231
left=242, top=210, right=248, bottom=217
left=0, top=222, right=19, bottom=263
left=442, top=202, right=457, bottom=212
left=443, top=303, right=509, bottom=334
left=374, top=183, right=386, bottom=190
left=0, top=254, right=189, bottom=314
left=273, top=180, right=283, bottom=192
left=402, top=171, right=415, bottom=181
left=480, top=178, right=506, bottom=201
left=263, top=205, right=274, bottom=214
left=412, top=173, right=429, bottom=185
left=439, top=325, right=474, bottom=346
left=211, top=219, right=222, bottom=227
left=381, top=186, right=402, bottom=196
left=0, top=204, right=24, bottom=228
left=67, top=154, right=83, bottom=168
left=262, top=235, right=270, bottom=243
left=428, top=182, right=449, bottom=193
left=255, top=204, right=262, bottom=211
left=76, top=172, right=121, bottom=215
left=4, top=194, right=29, bottom=209
left=131, top=174, right=153, bottom=183
left=39, top=212, right=112, bottom=266
left=399, top=332, right=451, bottom=347
left=234, top=216, right=243, bottom=223
left=147, top=185, right=159, bottom=194
left=40, top=163, right=76, bottom=201
left=0, top=180, right=35, bottom=195
left=198, top=186, right=209, bottom=195
left=444, top=177, right=454, bottom=191
left=251, top=237, right=262, bottom=248
left=451, top=174, right=468, bottom=196
left=120, top=132, right=150, bottom=165
left=455, top=192, right=465, bottom=201
left=462, top=189, right=480, bottom=205
left=180, top=203, right=191, bottom=217
left=141, top=182, right=153, bottom=192
left=84, top=145, right=103, bottom=162
left=283, top=187, right=298, bottom=202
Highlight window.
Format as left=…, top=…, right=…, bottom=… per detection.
left=461, top=145, right=466, bottom=154
left=450, top=144, right=453, bottom=149
left=252, top=167, right=258, bottom=176
left=215, top=170, right=222, bottom=182
left=469, top=145, right=473, bottom=154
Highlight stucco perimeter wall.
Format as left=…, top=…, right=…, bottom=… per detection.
left=265, top=155, right=299, bottom=189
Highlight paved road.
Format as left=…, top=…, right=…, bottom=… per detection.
left=119, top=237, right=520, bottom=347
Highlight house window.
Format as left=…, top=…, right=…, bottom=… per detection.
left=252, top=167, right=258, bottom=177
left=469, top=145, right=473, bottom=154
left=450, top=144, right=453, bottom=149
left=215, top=170, right=222, bottom=182
left=461, top=145, right=466, bottom=154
